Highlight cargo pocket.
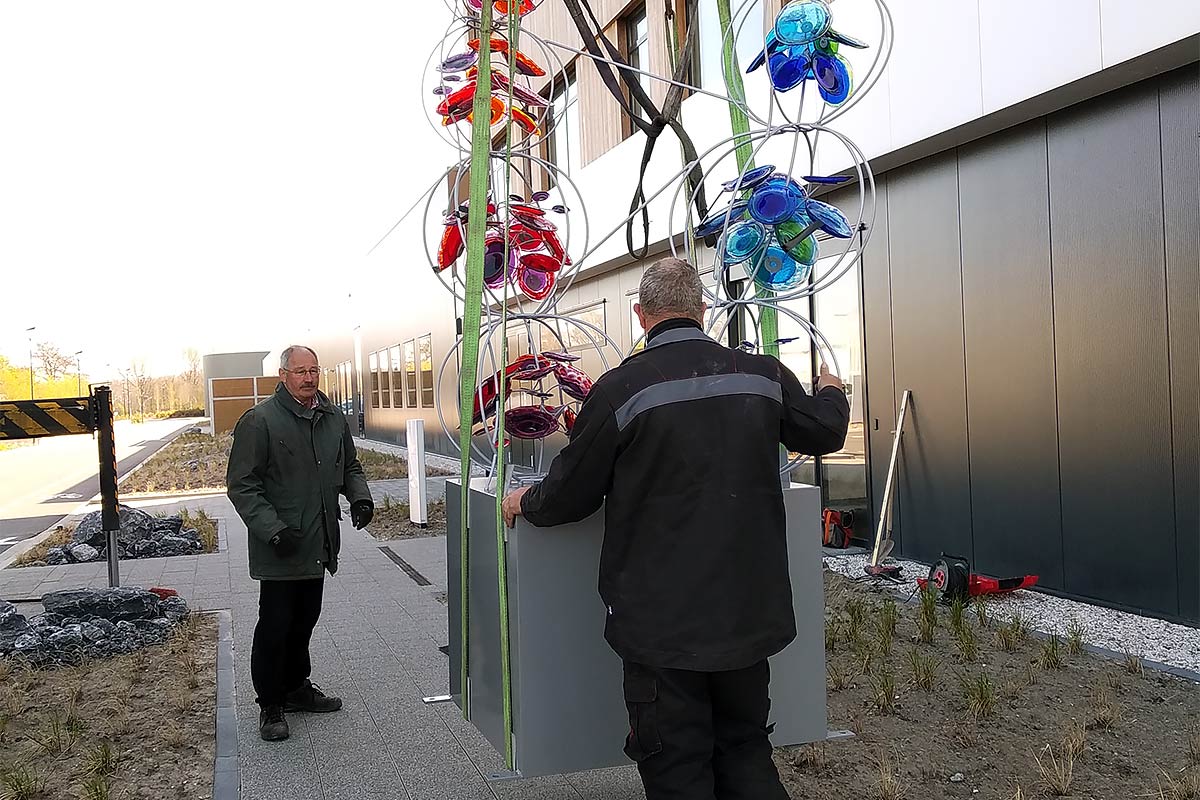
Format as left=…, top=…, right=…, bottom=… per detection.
left=622, top=666, right=662, bottom=763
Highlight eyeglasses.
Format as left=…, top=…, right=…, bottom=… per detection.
left=284, top=367, right=322, bottom=377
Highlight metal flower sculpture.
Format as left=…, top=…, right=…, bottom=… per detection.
left=436, top=193, right=570, bottom=301
left=433, top=37, right=547, bottom=133
left=473, top=351, right=592, bottom=440
left=695, top=165, right=854, bottom=291
left=747, top=0, right=867, bottom=103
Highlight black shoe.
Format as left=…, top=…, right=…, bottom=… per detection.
left=285, top=681, right=343, bottom=713
left=259, top=705, right=289, bottom=741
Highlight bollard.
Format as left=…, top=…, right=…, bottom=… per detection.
left=94, top=387, right=121, bottom=587
left=406, top=418, right=429, bottom=528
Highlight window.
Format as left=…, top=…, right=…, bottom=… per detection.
left=812, top=251, right=865, bottom=507
left=338, top=361, right=353, bottom=415
left=418, top=335, right=435, bottom=407
left=368, top=352, right=380, bottom=409
left=540, top=301, right=606, bottom=352
left=389, top=345, right=404, bottom=408
left=697, top=0, right=764, bottom=94
left=670, top=0, right=699, bottom=90
left=629, top=296, right=645, bottom=353
left=377, top=349, right=392, bottom=408
left=622, top=4, right=651, bottom=138
left=545, top=68, right=579, bottom=187
left=404, top=341, right=418, bottom=408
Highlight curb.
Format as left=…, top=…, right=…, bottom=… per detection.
left=210, top=609, right=239, bottom=800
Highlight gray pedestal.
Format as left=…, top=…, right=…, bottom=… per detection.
left=446, top=478, right=827, bottom=778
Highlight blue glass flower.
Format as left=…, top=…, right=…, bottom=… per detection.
left=747, top=0, right=866, bottom=105
left=708, top=166, right=853, bottom=287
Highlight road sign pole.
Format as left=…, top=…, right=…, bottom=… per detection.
left=94, top=387, right=121, bottom=588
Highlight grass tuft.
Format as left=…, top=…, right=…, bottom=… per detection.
left=907, top=647, right=938, bottom=693
left=1038, top=635, right=1065, bottom=671
left=961, top=670, right=998, bottom=719
left=1066, top=619, right=1086, bottom=656
left=918, top=587, right=938, bottom=644
left=870, top=669, right=897, bottom=716
left=1034, top=744, right=1075, bottom=796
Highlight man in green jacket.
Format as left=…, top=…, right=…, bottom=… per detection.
left=227, top=345, right=374, bottom=742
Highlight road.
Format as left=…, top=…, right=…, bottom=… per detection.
left=0, top=417, right=202, bottom=553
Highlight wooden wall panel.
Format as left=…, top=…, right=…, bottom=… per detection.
left=211, top=378, right=256, bottom=399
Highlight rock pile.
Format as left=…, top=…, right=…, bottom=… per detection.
left=40, top=508, right=205, bottom=566
left=0, top=587, right=189, bottom=665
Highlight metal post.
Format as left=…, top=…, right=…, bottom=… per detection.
left=94, top=387, right=121, bottom=587
left=869, top=390, right=911, bottom=567
left=407, top=419, right=429, bottom=527
left=75, top=350, right=83, bottom=396
left=25, top=326, right=35, bottom=400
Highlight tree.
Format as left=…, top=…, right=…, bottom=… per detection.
left=35, top=342, right=73, bottom=381
left=130, top=361, right=154, bottom=420
left=182, top=348, right=203, bottom=407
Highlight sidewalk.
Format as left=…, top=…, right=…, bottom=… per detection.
left=0, top=484, right=643, bottom=800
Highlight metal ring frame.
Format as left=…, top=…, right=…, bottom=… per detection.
left=418, top=0, right=893, bottom=476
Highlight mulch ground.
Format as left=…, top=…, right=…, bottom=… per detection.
left=0, top=615, right=217, bottom=800
left=774, top=571, right=1200, bottom=800
left=369, top=499, right=447, bottom=540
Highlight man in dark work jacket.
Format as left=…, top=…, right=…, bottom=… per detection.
left=501, top=257, right=850, bottom=799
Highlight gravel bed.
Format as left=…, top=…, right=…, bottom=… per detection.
left=824, top=552, right=1200, bottom=675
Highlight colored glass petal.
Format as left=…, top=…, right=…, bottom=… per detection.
left=437, top=220, right=465, bottom=270
left=438, top=52, right=477, bottom=72
left=748, top=244, right=809, bottom=291
left=805, top=198, right=853, bottom=238
left=748, top=175, right=805, bottom=225
left=517, top=267, right=555, bottom=300
left=775, top=219, right=819, bottom=266
left=774, top=0, right=832, bottom=46
left=721, top=164, right=776, bottom=193
left=813, top=52, right=852, bottom=105
left=695, top=200, right=749, bottom=238
left=520, top=252, right=563, bottom=273
left=767, top=49, right=811, bottom=92
left=827, top=28, right=868, bottom=49
left=720, top=220, right=768, bottom=266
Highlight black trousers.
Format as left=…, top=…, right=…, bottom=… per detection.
left=622, top=660, right=789, bottom=800
left=251, top=578, right=324, bottom=707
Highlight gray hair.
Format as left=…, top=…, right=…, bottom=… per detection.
left=638, top=257, right=705, bottom=319
left=280, top=345, right=318, bottom=370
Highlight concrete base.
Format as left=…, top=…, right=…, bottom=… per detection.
left=446, top=479, right=827, bottom=778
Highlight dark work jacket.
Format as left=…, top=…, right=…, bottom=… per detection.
left=226, top=383, right=372, bottom=581
left=521, top=319, right=850, bottom=671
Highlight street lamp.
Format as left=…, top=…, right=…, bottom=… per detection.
left=25, top=326, right=36, bottom=400
left=74, top=350, right=83, bottom=396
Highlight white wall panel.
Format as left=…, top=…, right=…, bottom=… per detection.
left=886, top=0, right=983, bottom=149
left=1101, top=0, right=1200, bottom=67
left=979, top=0, right=1102, bottom=113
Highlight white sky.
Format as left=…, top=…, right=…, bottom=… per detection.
left=0, top=2, right=453, bottom=379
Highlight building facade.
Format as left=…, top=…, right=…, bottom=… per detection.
left=311, top=0, right=1199, bottom=624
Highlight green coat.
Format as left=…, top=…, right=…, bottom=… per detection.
left=227, top=383, right=372, bottom=580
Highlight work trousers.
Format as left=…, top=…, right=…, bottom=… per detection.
left=622, top=659, right=789, bottom=800
left=251, top=578, right=325, bottom=707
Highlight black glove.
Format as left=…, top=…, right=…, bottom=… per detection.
left=269, top=528, right=301, bottom=556
left=351, top=500, right=374, bottom=530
